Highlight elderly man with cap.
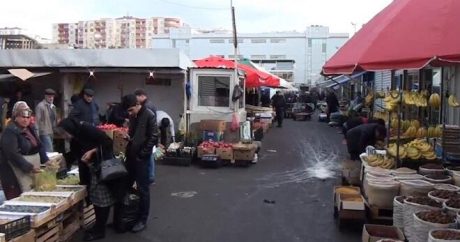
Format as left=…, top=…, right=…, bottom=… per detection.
left=70, top=88, right=100, bottom=126
left=35, top=88, right=58, bottom=152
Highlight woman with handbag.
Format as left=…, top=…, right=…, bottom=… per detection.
left=58, top=118, right=126, bottom=241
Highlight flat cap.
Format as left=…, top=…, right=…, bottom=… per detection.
left=83, top=89, right=95, bottom=96
left=44, top=88, right=56, bottom=95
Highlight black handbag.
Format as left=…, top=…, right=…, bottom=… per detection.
left=99, top=146, right=128, bottom=182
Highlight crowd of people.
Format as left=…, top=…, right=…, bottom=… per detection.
left=0, top=87, right=176, bottom=241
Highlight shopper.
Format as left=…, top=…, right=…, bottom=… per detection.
left=58, top=118, right=125, bottom=241
left=122, top=94, right=158, bottom=233
left=134, top=89, right=157, bottom=115
left=345, top=123, right=387, bottom=160
left=271, top=91, right=287, bottom=127
left=35, top=88, right=58, bottom=152
left=0, top=101, right=49, bottom=199
left=69, top=88, right=100, bottom=126
left=326, top=90, right=339, bottom=121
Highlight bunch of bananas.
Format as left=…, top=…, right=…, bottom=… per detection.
left=365, top=154, right=396, bottom=169
left=375, top=91, right=386, bottom=99
left=448, top=94, right=460, bottom=107
left=416, top=127, right=427, bottom=138
left=383, top=91, right=401, bottom=111
left=407, top=139, right=437, bottom=160
left=373, top=112, right=387, bottom=121
left=387, top=143, right=407, bottom=159
left=428, top=93, right=441, bottom=108
left=403, top=126, right=418, bottom=138
left=427, top=126, right=442, bottom=138
left=365, top=91, right=374, bottom=107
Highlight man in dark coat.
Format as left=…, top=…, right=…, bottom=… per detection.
left=271, top=91, right=287, bottom=127
left=345, top=123, right=387, bottom=160
left=69, top=89, right=100, bottom=126
left=122, top=94, right=158, bottom=233
left=134, top=89, right=157, bottom=115
left=326, top=90, right=339, bottom=120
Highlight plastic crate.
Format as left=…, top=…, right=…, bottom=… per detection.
left=0, top=215, right=31, bottom=240
left=162, top=155, right=192, bottom=166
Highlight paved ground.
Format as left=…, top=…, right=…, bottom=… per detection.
left=78, top=118, right=362, bottom=242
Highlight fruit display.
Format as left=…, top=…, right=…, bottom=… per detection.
left=96, top=124, right=118, bottom=130
left=53, top=186, right=84, bottom=192
left=448, top=94, right=460, bottom=108
left=383, top=91, right=401, bottom=111
left=335, top=187, right=360, bottom=195
left=402, top=139, right=437, bottom=160
left=445, top=197, right=460, bottom=209
left=416, top=210, right=455, bottom=224
left=365, top=91, right=374, bottom=107
left=429, top=190, right=459, bottom=200
left=405, top=196, right=442, bottom=208
left=0, top=205, right=49, bottom=213
left=428, top=93, right=441, bottom=108
left=403, top=91, right=428, bottom=107
left=427, top=125, right=443, bottom=138
left=15, top=195, right=67, bottom=203
left=430, top=229, right=460, bottom=240
left=34, top=170, right=57, bottom=191
left=364, top=154, right=395, bottom=169
left=387, top=143, right=407, bottom=159
left=57, top=175, right=80, bottom=185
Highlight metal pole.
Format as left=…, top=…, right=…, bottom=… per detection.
left=441, top=67, right=446, bottom=162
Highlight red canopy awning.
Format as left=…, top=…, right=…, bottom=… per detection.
left=194, top=56, right=281, bottom=88
left=322, top=0, right=460, bottom=75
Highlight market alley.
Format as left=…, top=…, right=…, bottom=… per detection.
left=85, top=118, right=360, bottom=242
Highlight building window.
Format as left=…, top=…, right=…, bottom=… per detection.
left=228, top=38, right=244, bottom=44
left=322, top=43, right=327, bottom=53
left=250, top=55, right=266, bottom=59
left=270, top=38, right=286, bottom=43
left=198, top=76, right=230, bottom=107
left=308, top=39, right=312, bottom=47
left=270, top=55, right=286, bottom=59
left=146, top=78, right=172, bottom=86
left=228, top=55, right=244, bottom=60
left=209, top=39, right=225, bottom=44
left=250, top=39, right=266, bottom=44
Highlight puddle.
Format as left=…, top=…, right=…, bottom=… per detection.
left=171, top=191, right=197, bottom=198
left=258, top=139, right=339, bottom=188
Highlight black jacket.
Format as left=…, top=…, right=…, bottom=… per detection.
left=326, top=93, right=339, bottom=113
left=126, top=106, right=158, bottom=162
left=0, top=122, right=48, bottom=199
left=70, top=99, right=100, bottom=126
left=271, top=94, right=287, bottom=110
left=346, top=123, right=379, bottom=154
left=143, top=99, right=157, bottom=116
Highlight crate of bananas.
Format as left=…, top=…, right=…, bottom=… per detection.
left=387, top=139, right=437, bottom=161
left=364, top=154, right=396, bottom=169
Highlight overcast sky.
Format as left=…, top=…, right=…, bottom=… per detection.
left=1, top=0, right=392, bottom=39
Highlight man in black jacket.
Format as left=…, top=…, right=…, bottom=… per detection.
left=122, top=94, right=158, bottom=233
left=69, top=89, right=100, bottom=126
left=134, top=89, right=157, bottom=115
left=345, top=123, right=386, bottom=160
left=271, top=91, right=286, bottom=127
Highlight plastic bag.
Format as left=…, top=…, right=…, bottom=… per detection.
left=115, top=191, right=140, bottom=232
left=178, top=114, right=186, bottom=135
left=34, top=170, right=57, bottom=191
left=231, top=113, right=240, bottom=132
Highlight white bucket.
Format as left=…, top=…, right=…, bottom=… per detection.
left=428, top=228, right=460, bottom=242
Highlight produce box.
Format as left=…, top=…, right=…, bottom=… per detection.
left=202, top=130, right=224, bottom=142
left=216, top=147, right=233, bottom=160
left=0, top=205, right=52, bottom=228
left=338, top=193, right=365, bottom=211
left=0, top=215, right=30, bottom=241
left=197, top=146, right=216, bottom=158
left=362, top=224, right=405, bottom=242
left=200, top=120, right=226, bottom=132
left=333, top=186, right=361, bottom=209
left=8, top=230, right=34, bottom=242
left=113, top=129, right=129, bottom=155
left=233, top=142, right=257, bottom=161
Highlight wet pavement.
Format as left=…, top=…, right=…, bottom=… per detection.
left=75, top=118, right=362, bottom=242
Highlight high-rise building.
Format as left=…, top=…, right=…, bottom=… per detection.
left=151, top=25, right=348, bottom=85
left=53, top=16, right=183, bottom=49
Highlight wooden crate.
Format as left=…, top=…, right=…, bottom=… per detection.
left=364, top=199, right=393, bottom=224
left=59, top=214, right=81, bottom=242
left=8, top=230, right=35, bottom=242
left=36, top=224, right=61, bottom=242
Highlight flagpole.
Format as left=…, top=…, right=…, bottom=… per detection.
left=231, top=1, right=241, bottom=111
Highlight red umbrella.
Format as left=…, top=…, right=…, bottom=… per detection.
left=194, top=56, right=272, bottom=88
left=322, top=0, right=460, bottom=75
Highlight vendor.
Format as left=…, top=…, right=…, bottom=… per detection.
left=345, top=123, right=387, bottom=160
left=0, top=101, right=49, bottom=199
left=156, top=110, right=175, bottom=146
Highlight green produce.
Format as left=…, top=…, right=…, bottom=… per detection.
left=0, top=205, right=49, bottom=213
left=34, top=170, right=57, bottom=191
left=57, top=175, right=80, bottom=185
left=53, top=186, right=83, bottom=192
left=16, top=195, right=66, bottom=203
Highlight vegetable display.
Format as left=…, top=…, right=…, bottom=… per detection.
left=0, top=205, right=49, bottom=213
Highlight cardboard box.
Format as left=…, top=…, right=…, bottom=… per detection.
left=233, top=142, right=257, bottom=160
left=200, top=120, right=226, bottom=132
left=216, top=147, right=233, bottom=160
left=197, top=146, right=216, bottom=158
left=202, top=131, right=224, bottom=142
left=339, top=193, right=365, bottom=210
left=362, top=224, right=405, bottom=242
left=113, top=129, right=129, bottom=154
left=333, top=186, right=361, bottom=209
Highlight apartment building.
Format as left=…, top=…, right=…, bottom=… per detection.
left=53, top=16, right=183, bottom=49
left=151, top=25, right=348, bottom=85
left=0, top=27, right=41, bottom=49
